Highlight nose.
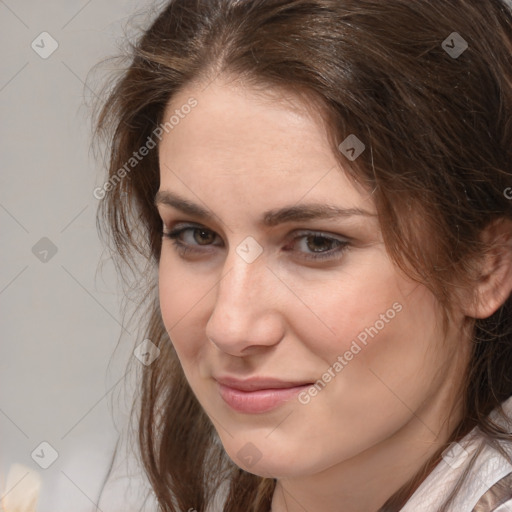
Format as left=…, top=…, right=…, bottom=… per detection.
left=205, top=246, right=285, bottom=356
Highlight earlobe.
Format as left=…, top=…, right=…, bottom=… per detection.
left=465, top=218, right=512, bottom=320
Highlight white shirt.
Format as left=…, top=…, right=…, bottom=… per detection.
left=401, top=396, right=512, bottom=512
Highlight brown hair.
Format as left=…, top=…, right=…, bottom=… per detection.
left=93, top=0, right=512, bottom=510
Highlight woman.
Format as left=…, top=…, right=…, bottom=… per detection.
left=94, top=0, right=512, bottom=510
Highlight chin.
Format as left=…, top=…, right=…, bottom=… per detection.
left=218, top=434, right=318, bottom=478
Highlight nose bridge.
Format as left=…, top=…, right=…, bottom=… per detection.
left=216, top=247, right=266, bottom=319
left=206, top=245, right=282, bottom=353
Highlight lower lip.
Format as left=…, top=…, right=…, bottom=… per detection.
left=217, top=382, right=311, bottom=414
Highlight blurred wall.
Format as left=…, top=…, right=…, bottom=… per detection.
left=0, top=1, right=159, bottom=510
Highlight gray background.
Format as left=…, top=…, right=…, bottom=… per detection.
left=0, top=1, right=161, bottom=510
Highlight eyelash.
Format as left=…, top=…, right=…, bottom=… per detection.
left=161, top=223, right=350, bottom=262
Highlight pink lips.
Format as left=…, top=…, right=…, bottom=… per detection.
left=215, top=376, right=312, bottom=414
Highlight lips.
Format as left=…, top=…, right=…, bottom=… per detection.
left=215, top=376, right=312, bottom=391
left=214, top=376, right=313, bottom=414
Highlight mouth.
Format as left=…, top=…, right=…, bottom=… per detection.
left=214, top=376, right=314, bottom=414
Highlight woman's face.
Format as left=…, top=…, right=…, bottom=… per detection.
left=156, top=77, right=467, bottom=478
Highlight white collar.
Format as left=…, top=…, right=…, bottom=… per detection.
left=401, top=396, right=512, bottom=511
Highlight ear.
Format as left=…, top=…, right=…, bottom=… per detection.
left=463, top=218, right=512, bottom=319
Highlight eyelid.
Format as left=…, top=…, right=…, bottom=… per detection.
left=290, top=228, right=349, bottom=242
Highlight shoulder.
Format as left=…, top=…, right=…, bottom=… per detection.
left=401, top=396, right=512, bottom=512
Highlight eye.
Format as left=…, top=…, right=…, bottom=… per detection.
left=284, top=231, right=350, bottom=261
left=161, top=223, right=350, bottom=262
left=162, top=223, right=222, bottom=256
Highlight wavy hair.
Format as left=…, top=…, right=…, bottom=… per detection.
left=94, top=1, right=512, bottom=510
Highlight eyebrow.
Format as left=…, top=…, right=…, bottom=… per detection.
left=154, top=190, right=376, bottom=227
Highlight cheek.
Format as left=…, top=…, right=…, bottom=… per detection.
left=311, top=279, right=443, bottom=427
left=284, top=257, right=412, bottom=361
left=275, top=286, right=443, bottom=472
left=290, top=260, right=443, bottom=417
left=365, top=287, right=444, bottom=401
left=158, top=266, right=183, bottom=332
left=158, top=257, right=208, bottom=360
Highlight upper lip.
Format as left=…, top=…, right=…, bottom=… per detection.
left=214, top=376, right=313, bottom=391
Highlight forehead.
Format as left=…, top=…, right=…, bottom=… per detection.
left=158, top=77, right=375, bottom=216
left=163, top=79, right=328, bottom=161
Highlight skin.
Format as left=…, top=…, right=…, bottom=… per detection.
left=155, top=76, right=475, bottom=512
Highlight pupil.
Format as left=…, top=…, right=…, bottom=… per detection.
left=308, top=235, right=330, bottom=252
left=195, top=229, right=214, bottom=245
